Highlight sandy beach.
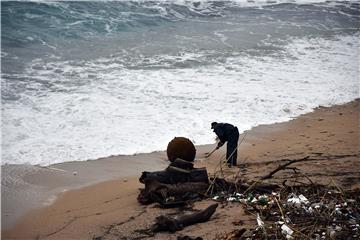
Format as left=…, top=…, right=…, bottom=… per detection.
left=2, top=1, right=359, bottom=239
left=2, top=99, right=359, bottom=240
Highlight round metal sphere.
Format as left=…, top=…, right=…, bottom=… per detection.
left=166, top=137, right=196, bottom=162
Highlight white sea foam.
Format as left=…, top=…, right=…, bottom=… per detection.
left=27, top=0, right=360, bottom=9
left=143, top=0, right=360, bottom=9
left=2, top=34, right=359, bottom=165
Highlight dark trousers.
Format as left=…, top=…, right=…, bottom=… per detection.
left=227, top=128, right=239, bottom=166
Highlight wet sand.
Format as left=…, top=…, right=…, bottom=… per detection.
left=1, top=152, right=168, bottom=229
left=2, top=99, right=359, bottom=239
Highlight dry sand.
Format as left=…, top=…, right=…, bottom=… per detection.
left=2, top=99, right=359, bottom=240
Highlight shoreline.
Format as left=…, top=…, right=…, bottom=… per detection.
left=2, top=98, right=359, bottom=168
left=2, top=99, right=359, bottom=238
left=1, top=151, right=170, bottom=229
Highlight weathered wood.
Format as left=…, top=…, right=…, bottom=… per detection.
left=177, top=236, right=203, bottom=240
left=176, top=203, right=218, bottom=226
left=170, top=158, right=194, bottom=170
left=167, top=166, right=191, bottom=174
left=261, top=156, right=310, bottom=180
left=258, top=153, right=360, bottom=181
left=138, top=179, right=209, bottom=206
left=139, top=167, right=208, bottom=185
left=151, top=203, right=218, bottom=232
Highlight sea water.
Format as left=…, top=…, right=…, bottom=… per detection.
left=2, top=0, right=359, bottom=165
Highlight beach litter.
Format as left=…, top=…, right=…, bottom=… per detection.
left=136, top=139, right=360, bottom=239
left=207, top=155, right=360, bottom=240
left=286, top=193, right=309, bottom=208
left=281, top=224, right=294, bottom=239
left=213, top=181, right=359, bottom=239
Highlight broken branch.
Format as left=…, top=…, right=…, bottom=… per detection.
left=261, top=156, right=310, bottom=180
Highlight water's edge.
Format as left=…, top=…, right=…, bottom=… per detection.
left=2, top=99, right=358, bottom=229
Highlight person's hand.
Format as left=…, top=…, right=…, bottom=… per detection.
left=217, top=141, right=224, bottom=149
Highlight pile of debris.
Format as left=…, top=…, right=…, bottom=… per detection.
left=136, top=137, right=359, bottom=239
left=210, top=156, right=360, bottom=239
left=137, top=157, right=209, bottom=207
left=215, top=183, right=359, bottom=239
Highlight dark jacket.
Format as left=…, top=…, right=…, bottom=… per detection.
left=213, top=123, right=237, bottom=143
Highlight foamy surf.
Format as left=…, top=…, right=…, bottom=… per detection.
left=2, top=1, right=359, bottom=165
left=2, top=34, right=358, bottom=165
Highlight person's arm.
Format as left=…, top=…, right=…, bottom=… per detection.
left=214, top=125, right=226, bottom=147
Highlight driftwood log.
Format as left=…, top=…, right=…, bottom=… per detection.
left=151, top=203, right=218, bottom=232
left=177, top=236, right=203, bottom=240
left=138, top=179, right=209, bottom=206
left=169, top=158, right=194, bottom=170
left=139, top=167, right=208, bottom=185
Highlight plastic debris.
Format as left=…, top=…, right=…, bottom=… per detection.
left=298, top=194, right=309, bottom=205
left=212, top=195, right=220, bottom=200
left=281, top=224, right=294, bottom=239
left=287, top=193, right=309, bottom=208
left=209, top=179, right=359, bottom=239
left=227, top=196, right=237, bottom=202
left=256, top=213, right=265, bottom=229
